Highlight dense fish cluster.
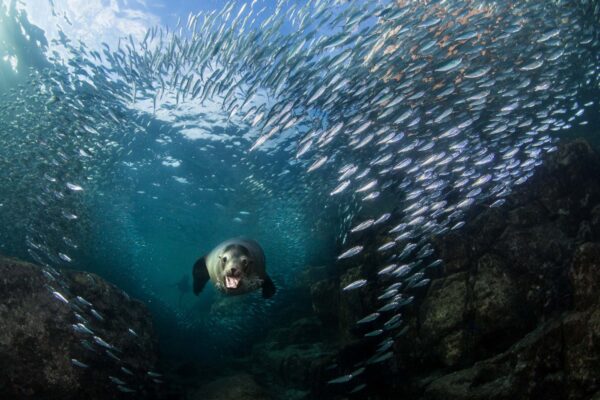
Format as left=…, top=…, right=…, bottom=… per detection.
left=0, top=59, right=164, bottom=399
left=1, top=0, right=599, bottom=394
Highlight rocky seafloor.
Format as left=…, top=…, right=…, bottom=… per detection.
left=0, top=256, right=165, bottom=399
left=1, top=139, right=599, bottom=400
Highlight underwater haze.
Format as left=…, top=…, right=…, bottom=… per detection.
left=0, top=0, right=599, bottom=398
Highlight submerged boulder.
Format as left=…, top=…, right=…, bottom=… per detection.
left=404, top=140, right=600, bottom=399
left=424, top=305, right=600, bottom=400
left=389, top=140, right=600, bottom=399
left=313, top=139, right=600, bottom=400
left=0, top=256, right=164, bottom=399
left=189, top=373, right=271, bottom=400
left=251, top=318, right=337, bottom=390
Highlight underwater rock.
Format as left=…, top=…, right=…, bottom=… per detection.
left=310, top=279, right=340, bottom=330
left=189, top=373, right=271, bottom=400
left=318, top=139, right=600, bottom=399
left=570, top=242, right=600, bottom=310
left=471, top=256, right=526, bottom=346
left=264, top=317, right=323, bottom=346
left=0, top=256, right=163, bottom=399
left=337, top=265, right=377, bottom=337
left=424, top=307, right=600, bottom=400
left=406, top=140, right=600, bottom=399
left=251, top=318, right=337, bottom=389
left=419, top=272, right=468, bottom=367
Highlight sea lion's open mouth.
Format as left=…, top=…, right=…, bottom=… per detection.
left=225, top=275, right=241, bottom=289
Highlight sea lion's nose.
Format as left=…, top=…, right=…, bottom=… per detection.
left=230, top=267, right=239, bottom=276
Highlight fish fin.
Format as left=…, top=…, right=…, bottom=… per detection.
left=262, top=275, right=276, bottom=299
left=192, top=257, right=209, bottom=295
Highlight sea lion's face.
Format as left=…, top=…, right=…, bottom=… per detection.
left=218, top=245, right=258, bottom=293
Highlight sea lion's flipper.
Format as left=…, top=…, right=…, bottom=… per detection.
left=262, top=275, right=276, bottom=299
left=192, top=257, right=209, bottom=295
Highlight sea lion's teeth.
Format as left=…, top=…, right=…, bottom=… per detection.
left=225, top=275, right=241, bottom=289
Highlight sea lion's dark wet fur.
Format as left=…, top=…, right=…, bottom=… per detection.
left=192, top=258, right=209, bottom=295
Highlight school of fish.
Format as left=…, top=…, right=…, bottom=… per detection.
left=0, top=0, right=599, bottom=394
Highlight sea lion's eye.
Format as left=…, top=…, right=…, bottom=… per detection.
left=242, top=258, right=247, bottom=266
left=222, top=256, right=227, bottom=265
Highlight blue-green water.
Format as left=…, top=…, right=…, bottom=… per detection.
left=0, top=0, right=598, bottom=395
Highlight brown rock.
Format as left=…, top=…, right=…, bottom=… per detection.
left=338, top=266, right=374, bottom=335
left=421, top=272, right=468, bottom=340
left=570, top=242, right=600, bottom=309
left=424, top=317, right=567, bottom=400
left=420, top=272, right=468, bottom=366
left=424, top=308, right=600, bottom=400
left=0, top=256, right=162, bottom=399
left=390, top=141, right=599, bottom=399
left=471, top=256, right=525, bottom=348
left=310, top=279, right=339, bottom=329
left=304, top=140, right=600, bottom=400
left=252, top=338, right=334, bottom=388
left=190, top=373, right=270, bottom=400
left=563, top=310, right=600, bottom=398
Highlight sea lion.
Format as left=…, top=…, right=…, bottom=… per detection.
left=192, top=238, right=276, bottom=299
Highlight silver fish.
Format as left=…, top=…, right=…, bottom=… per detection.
left=342, top=279, right=367, bottom=291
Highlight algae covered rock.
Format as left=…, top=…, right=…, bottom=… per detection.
left=419, top=272, right=468, bottom=366
left=0, top=255, right=163, bottom=399
left=190, top=373, right=271, bottom=400
left=310, top=278, right=340, bottom=330
left=413, top=140, right=600, bottom=400
left=424, top=306, right=600, bottom=400
left=570, top=242, right=600, bottom=309
left=251, top=318, right=336, bottom=389
left=313, top=140, right=600, bottom=400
